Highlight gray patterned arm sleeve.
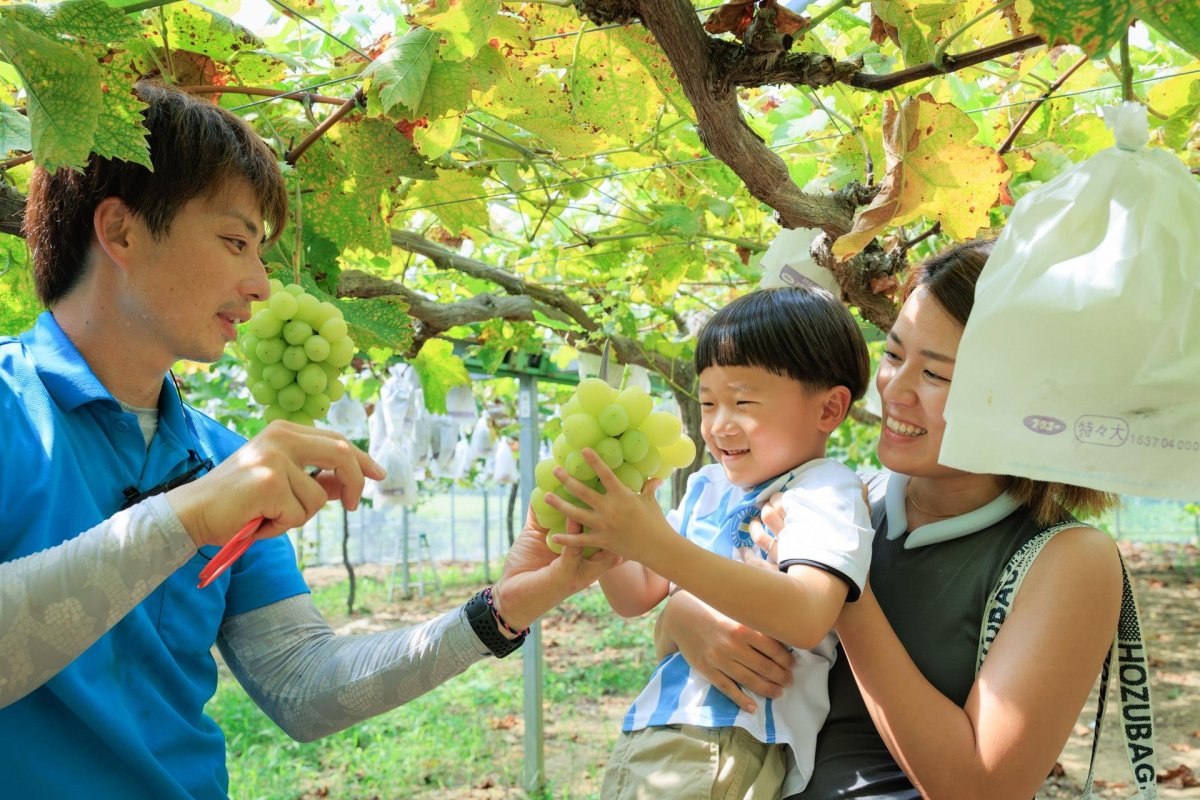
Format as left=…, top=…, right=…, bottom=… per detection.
left=216, top=593, right=489, bottom=742
left=0, top=495, right=198, bottom=708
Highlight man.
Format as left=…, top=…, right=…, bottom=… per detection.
left=0, top=81, right=614, bottom=798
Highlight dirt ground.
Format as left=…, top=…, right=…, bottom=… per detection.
left=311, top=541, right=1199, bottom=799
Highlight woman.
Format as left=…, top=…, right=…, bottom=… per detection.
left=657, top=239, right=1123, bottom=799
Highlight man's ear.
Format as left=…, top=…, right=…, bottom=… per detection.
left=816, top=385, right=852, bottom=433
left=92, top=197, right=136, bottom=268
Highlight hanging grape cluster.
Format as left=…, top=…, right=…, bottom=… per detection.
left=240, top=276, right=355, bottom=425
left=530, top=377, right=696, bottom=553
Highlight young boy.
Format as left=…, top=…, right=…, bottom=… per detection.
left=548, top=286, right=874, bottom=798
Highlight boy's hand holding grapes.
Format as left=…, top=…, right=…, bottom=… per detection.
left=545, top=448, right=674, bottom=565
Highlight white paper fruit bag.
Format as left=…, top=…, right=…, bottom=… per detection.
left=940, top=103, right=1200, bottom=501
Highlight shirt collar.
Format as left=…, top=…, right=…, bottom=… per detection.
left=21, top=311, right=116, bottom=412
left=884, top=471, right=1022, bottom=548
left=22, top=311, right=192, bottom=449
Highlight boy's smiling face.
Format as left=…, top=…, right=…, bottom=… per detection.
left=699, top=364, right=835, bottom=489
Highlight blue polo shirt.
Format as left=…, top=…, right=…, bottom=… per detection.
left=0, top=312, right=309, bottom=799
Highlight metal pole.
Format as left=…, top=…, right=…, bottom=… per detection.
left=518, top=373, right=544, bottom=795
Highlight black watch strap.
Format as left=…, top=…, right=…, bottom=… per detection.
left=465, top=589, right=526, bottom=658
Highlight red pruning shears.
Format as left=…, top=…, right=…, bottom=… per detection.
left=197, top=467, right=322, bottom=589
left=197, top=516, right=266, bottom=589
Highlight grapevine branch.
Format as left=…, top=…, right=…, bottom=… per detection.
left=997, top=54, right=1090, bottom=155
left=284, top=87, right=365, bottom=166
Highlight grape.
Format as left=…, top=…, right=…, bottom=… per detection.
left=302, top=392, right=331, bottom=419
left=639, top=411, right=683, bottom=447
left=616, top=386, right=653, bottom=429
left=283, top=320, right=313, bottom=346
left=631, top=448, right=661, bottom=478
left=281, top=345, right=308, bottom=372
left=303, top=335, right=330, bottom=362
left=659, top=435, right=697, bottom=469
left=264, top=365, right=296, bottom=391
left=560, top=396, right=582, bottom=419
left=268, top=291, right=298, bottom=321
left=249, top=381, right=276, bottom=405
left=613, top=463, right=644, bottom=492
left=552, top=434, right=571, bottom=462
left=597, top=403, right=630, bottom=437
left=277, top=384, right=306, bottom=412
left=564, top=450, right=597, bottom=482
left=293, top=293, right=321, bottom=325
left=593, top=437, right=624, bottom=469
left=531, top=488, right=565, bottom=529
left=237, top=282, right=355, bottom=427
left=249, top=311, right=283, bottom=341
left=562, top=414, right=604, bottom=449
left=576, top=377, right=616, bottom=415
left=297, top=363, right=328, bottom=395
left=255, top=338, right=285, bottom=365
left=319, top=317, right=348, bottom=342
left=535, top=458, right=560, bottom=493
left=545, top=526, right=566, bottom=555
left=619, top=429, right=650, bottom=463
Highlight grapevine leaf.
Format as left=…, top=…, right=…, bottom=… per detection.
left=412, top=338, right=471, bottom=414
left=1028, top=0, right=1132, bottom=54
left=364, top=26, right=436, bottom=117
left=0, top=239, right=38, bottom=336
left=570, top=28, right=670, bottom=146
left=165, top=3, right=263, bottom=62
left=408, top=169, right=488, bottom=236
left=411, top=0, right=500, bottom=62
left=0, top=100, right=31, bottom=154
left=1133, top=0, right=1200, bottom=58
left=415, top=57, right=473, bottom=121
left=341, top=116, right=437, bottom=185
left=0, top=16, right=101, bottom=172
left=833, top=93, right=1009, bottom=259
left=91, top=66, right=151, bottom=168
left=610, top=27, right=693, bottom=121
left=338, top=296, right=414, bottom=353
left=1, top=0, right=139, bottom=43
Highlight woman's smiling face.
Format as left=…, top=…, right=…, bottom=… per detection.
left=875, top=287, right=967, bottom=479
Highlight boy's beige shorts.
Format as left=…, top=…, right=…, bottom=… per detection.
left=602, top=723, right=788, bottom=800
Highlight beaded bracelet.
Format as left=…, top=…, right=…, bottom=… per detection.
left=483, top=586, right=530, bottom=638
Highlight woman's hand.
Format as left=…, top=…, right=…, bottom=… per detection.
left=657, top=590, right=795, bottom=714
left=491, top=508, right=623, bottom=632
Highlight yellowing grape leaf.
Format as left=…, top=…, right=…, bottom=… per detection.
left=1134, top=0, right=1200, bottom=58
left=408, top=169, right=489, bottom=236
left=483, top=53, right=613, bottom=157
left=412, top=338, right=471, bottom=414
left=833, top=93, right=1008, bottom=260
left=411, top=0, right=500, bottom=62
left=569, top=30, right=669, bottom=146
left=364, top=26, right=436, bottom=117
left=0, top=16, right=101, bottom=172
left=1029, top=0, right=1132, bottom=54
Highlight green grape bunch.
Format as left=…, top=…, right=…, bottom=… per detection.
left=239, top=275, right=355, bottom=426
left=529, top=377, right=697, bottom=554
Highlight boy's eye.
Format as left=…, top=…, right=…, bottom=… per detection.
left=883, top=349, right=901, bottom=362
left=923, top=369, right=949, bottom=382
left=224, top=237, right=247, bottom=251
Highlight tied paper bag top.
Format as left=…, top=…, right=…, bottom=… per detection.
left=939, top=103, right=1200, bottom=501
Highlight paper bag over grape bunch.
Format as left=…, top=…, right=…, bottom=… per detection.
left=939, top=103, right=1200, bottom=502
